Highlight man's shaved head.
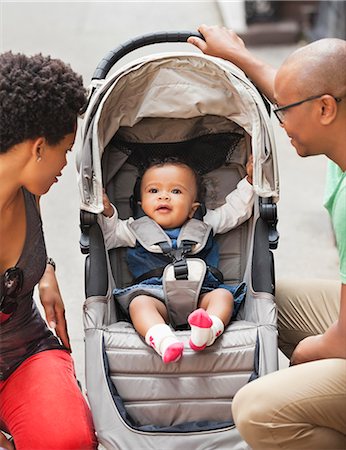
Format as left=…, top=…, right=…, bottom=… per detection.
left=278, top=38, right=346, bottom=98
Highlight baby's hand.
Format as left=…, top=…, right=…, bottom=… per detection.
left=246, top=155, right=253, bottom=184
left=102, top=191, right=114, bottom=217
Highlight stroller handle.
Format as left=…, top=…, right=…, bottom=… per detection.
left=92, top=31, right=204, bottom=80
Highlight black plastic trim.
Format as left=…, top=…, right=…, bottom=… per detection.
left=92, top=31, right=204, bottom=80
left=252, top=217, right=275, bottom=294
left=85, top=223, right=108, bottom=298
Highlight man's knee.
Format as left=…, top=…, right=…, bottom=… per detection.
left=232, top=382, right=264, bottom=437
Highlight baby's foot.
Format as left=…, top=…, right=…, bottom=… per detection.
left=162, top=342, right=184, bottom=363
left=188, top=308, right=212, bottom=351
left=146, top=324, right=184, bottom=363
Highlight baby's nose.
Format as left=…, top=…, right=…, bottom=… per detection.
left=159, top=191, right=169, bottom=200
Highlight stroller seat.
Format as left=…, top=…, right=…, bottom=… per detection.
left=104, top=319, right=258, bottom=427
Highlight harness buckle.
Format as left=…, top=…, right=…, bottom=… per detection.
left=173, top=259, right=188, bottom=280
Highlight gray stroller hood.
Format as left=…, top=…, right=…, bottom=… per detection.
left=77, top=51, right=279, bottom=214
left=78, top=34, right=279, bottom=450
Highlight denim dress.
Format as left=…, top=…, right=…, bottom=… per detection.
left=114, top=227, right=246, bottom=318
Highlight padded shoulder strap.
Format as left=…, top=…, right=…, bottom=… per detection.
left=178, top=219, right=212, bottom=254
left=128, top=216, right=171, bottom=252
left=129, top=217, right=212, bottom=254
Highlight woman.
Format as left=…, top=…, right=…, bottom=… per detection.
left=0, top=52, right=97, bottom=449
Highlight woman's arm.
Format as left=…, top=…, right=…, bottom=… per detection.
left=38, top=261, right=71, bottom=352
left=188, top=25, right=277, bottom=103
left=35, top=195, right=71, bottom=351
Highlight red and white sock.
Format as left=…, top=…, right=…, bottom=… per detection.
left=206, top=314, right=224, bottom=347
left=188, top=308, right=224, bottom=351
left=145, top=323, right=184, bottom=364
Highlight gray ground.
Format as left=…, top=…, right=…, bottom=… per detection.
left=1, top=0, right=339, bottom=390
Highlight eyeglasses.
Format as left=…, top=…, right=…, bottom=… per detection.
left=0, top=266, right=23, bottom=315
left=273, top=94, right=343, bottom=124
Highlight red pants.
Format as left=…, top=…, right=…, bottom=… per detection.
left=0, top=350, right=97, bottom=449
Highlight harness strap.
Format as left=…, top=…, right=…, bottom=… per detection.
left=128, top=217, right=212, bottom=255
left=158, top=241, right=172, bottom=255
left=133, top=265, right=224, bottom=284
left=158, top=240, right=195, bottom=280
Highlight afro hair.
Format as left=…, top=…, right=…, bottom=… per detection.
left=0, top=52, right=86, bottom=153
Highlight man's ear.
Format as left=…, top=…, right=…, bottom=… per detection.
left=189, top=202, right=200, bottom=218
left=319, top=95, right=338, bottom=125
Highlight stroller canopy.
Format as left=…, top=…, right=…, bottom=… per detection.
left=77, top=52, right=279, bottom=213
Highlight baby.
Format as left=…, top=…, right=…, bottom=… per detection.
left=101, top=157, right=254, bottom=364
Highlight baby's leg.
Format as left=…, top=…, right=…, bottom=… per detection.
left=129, top=295, right=184, bottom=363
left=188, top=289, right=233, bottom=351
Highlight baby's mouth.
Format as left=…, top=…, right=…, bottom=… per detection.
left=156, top=204, right=171, bottom=213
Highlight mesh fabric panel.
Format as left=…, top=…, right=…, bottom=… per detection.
left=110, top=132, right=243, bottom=175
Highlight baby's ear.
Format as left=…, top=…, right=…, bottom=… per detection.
left=189, top=202, right=200, bottom=218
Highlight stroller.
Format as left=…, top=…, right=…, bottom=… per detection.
left=77, top=32, right=279, bottom=450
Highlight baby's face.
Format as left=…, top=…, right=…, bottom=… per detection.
left=140, top=163, right=200, bottom=229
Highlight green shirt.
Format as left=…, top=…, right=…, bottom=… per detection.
left=324, top=160, right=346, bottom=284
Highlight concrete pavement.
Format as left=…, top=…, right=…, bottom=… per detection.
left=1, top=0, right=339, bottom=390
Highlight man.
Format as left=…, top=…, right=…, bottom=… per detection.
left=188, top=26, right=346, bottom=449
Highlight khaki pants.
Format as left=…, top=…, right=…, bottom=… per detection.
left=277, top=278, right=340, bottom=358
left=232, top=278, right=346, bottom=450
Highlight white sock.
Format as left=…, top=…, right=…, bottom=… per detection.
left=145, top=323, right=184, bottom=363
left=206, top=315, right=225, bottom=347
left=188, top=308, right=213, bottom=351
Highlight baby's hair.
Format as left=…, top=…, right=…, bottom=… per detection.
left=139, top=156, right=206, bottom=202
left=0, top=51, right=86, bottom=153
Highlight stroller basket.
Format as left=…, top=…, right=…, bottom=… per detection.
left=78, top=31, right=279, bottom=450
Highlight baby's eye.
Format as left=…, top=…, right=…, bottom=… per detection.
left=148, top=188, right=158, bottom=193
left=171, top=188, right=182, bottom=194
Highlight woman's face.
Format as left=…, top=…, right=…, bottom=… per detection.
left=24, top=131, right=76, bottom=195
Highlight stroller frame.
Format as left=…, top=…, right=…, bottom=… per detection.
left=78, top=32, right=279, bottom=450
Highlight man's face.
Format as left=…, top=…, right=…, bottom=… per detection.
left=274, top=66, right=323, bottom=158
left=140, top=163, right=200, bottom=229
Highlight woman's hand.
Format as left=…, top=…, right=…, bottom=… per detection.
left=38, top=265, right=71, bottom=352
left=0, top=431, right=14, bottom=450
